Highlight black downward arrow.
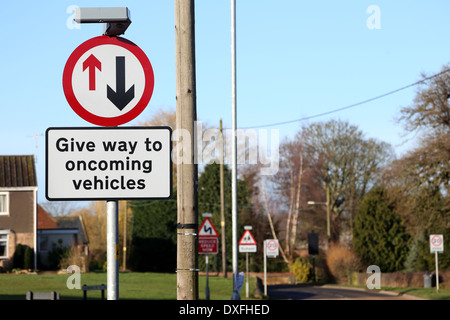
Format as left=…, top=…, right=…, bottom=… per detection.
left=107, top=56, right=135, bottom=111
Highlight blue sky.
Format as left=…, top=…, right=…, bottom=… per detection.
left=1, top=1, right=449, bottom=205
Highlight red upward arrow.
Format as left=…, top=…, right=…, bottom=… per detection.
left=83, top=54, right=102, bottom=91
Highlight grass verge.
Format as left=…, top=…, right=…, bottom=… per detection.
left=379, top=286, right=450, bottom=300
left=326, top=283, right=450, bottom=300
left=0, top=272, right=258, bottom=300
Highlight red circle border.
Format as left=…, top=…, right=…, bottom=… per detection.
left=431, top=235, right=443, bottom=246
left=63, top=36, right=154, bottom=126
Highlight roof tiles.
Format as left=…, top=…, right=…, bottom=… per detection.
left=0, top=155, right=37, bottom=187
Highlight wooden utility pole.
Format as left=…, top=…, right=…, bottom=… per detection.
left=175, top=0, right=199, bottom=300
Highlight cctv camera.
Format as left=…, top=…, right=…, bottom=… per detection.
left=74, top=7, right=131, bottom=36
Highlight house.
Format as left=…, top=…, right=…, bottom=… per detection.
left=0, top=155, right=89, bottom=271
left=37, top=207, right=89, bottom=271
left=37, top=204, right=57, bottom=230
left=0, top=155, right=38, bottom=270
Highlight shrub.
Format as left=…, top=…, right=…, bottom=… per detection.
left=353, top=186, right=410, bottom=272
left=290, top=258, right=311, bottom=283
left=59, top=246, right=89, bottom=272
left=12, top=244, right=34, bottom=270
left=325, top=243, right=361, bottom=284
left=47, top=244, right=71, bottom=270
left=12, top=244, right=24, bottom=269
left=89, top=249, right=106, bottom=271
left=23, top=246, right=34, bottom=270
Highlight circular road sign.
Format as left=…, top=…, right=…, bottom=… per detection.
left=267, top=240, right=278, bottom=251
left=63, top=36, right=154, bottom=126
left=431, top=235, right=443, bottom=247
left=430, top=234, right=444, bottom=253
left=266, top=239, right=279, bottom=257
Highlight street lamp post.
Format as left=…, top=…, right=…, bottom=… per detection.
left=308, top=187, right=331, bottom=243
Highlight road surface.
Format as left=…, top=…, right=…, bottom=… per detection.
left=268, top=284, right=423, bottom=300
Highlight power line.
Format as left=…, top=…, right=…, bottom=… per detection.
left=240, top=68, right=450, bottom=129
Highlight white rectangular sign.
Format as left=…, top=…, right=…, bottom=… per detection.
left=430, top=234, right=444, bottom=253
left=46, top=127, right=172, bottom=200
left=265, top=239, right=279, bottom=257
left=239, top=245, right=257, bottom=253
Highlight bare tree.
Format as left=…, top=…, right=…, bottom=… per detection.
left=260, top=178, right=289, bottom=264
left=39, top=201, right=77, bottom=217
left=139, top=106, right=177, bottom=129
left=302, top=119, right=393, bottom=242
left=74, top=201, right=107, bottom=253
left=399, top=64, right=450, bottom=133
left=397, top=64, right=450, bottom=195
left=260, top=133, right=321, bottom=265
left=384, top=64, right=450, bottom=235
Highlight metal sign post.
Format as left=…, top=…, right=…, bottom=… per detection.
left=430, top=234, right=444, bottom=293
left=107, top=200, right=119, bottom=300
left=245, top=252, right=249, bottom=298
left=263, top=241, right=267, bottom=297
left=263, top=239, right=279, bottom=297
left=435, top=251, right=439, bottom=294
left=205, top=254, right=210, bottom=300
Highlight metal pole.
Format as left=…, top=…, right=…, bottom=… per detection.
left=264, top=240, right=267, bottom=297
left=175, top=0, right=199, bottom=300
left=220, top=119, right=227, bottom=278
left=123, top=201, right=127, bottom=270
left=205, top=255, right=210, bottom=300
left=326, top=186, right=331, bottom=243
left=231, top=0, right=240, bottom=300
left=107, top=200, right=119, bottom=300
left=312, top=255, right=316, bottom=284
left=246, top=252, right=249, bottom=298
left=435, top=251, right=439, bottom=293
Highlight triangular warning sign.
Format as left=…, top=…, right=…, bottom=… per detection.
left=239, top=230, right=257, bottom=245
left=198, top=217, right=219, bottom=237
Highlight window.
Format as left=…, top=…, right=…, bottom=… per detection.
left=0, top=233, right=8, bottom=259
left=0, top=192, right=9, bottom=216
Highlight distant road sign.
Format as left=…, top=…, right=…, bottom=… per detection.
left=199, top=238, right=218, bottom=255
left=198, top=217, right=219, bottom=254
left=46, top=127, right=171, bottom=200
left=63, top=36, right=154, bottom=126
left=265, top=239, right=279, bottom=257
left=239, top=230, right=257, bottom=253
left=198, top=217, right=219, bottom=237
left=430, top=234, right=444, bottom=253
